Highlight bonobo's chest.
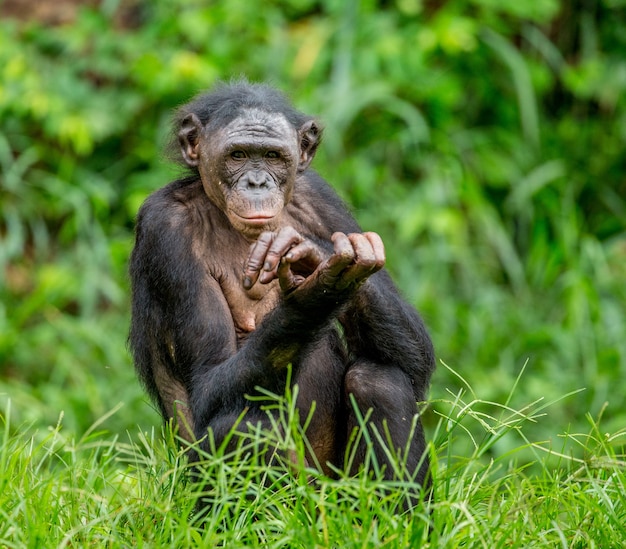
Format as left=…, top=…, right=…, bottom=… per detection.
left=220, top=268, right=280, bottom=343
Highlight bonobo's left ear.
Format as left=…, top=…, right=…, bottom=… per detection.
left=297, top=119, right=322, bottom=172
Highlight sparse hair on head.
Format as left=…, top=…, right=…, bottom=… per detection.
left=167, top=78, right=320, bottom=170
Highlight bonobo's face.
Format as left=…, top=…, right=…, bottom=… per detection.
left=200, top=110, right=301, bottom=239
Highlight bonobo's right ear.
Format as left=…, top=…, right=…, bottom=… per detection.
left=178, top=113, right=204, bottom=167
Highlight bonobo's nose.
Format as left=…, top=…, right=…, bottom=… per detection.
left=247, top=171, right=268, bottom=189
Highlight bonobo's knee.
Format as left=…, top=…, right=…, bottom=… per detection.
left=344, top=361, right=429, bottom=491
left=344, top=362, right=416, bottom=414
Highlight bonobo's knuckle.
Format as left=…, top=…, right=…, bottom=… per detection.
left=363, top=230, right=382, bottom=241
left=325, top=253, right=353, bottom=281
left=347, top=235, right=375, bottom=265
left=356, top=255, right=376, bottom=268
left=246, top=257, right=263, bottom=270
left=257, top=231, right=275, bottom=244
left=278, top=226, right=302, bottom=241
left=331, top=231, right=350, bottom=247
left=340, top=248, right=355, bottom=262
left=364, top=231, right=385, bottom=258
left=272, top=227, right=304, bottom=251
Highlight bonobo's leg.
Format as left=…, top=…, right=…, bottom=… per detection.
left=343, top=361, right=430, bottom=488
left=294, top=326, right=348, bottom=475
left=192, top=327, right=347, bottom=473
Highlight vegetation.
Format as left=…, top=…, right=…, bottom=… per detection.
left=0, top=0, right=624, bottom=545
left=2, top=384, right=625, bottom=547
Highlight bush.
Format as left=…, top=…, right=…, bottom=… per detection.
left=0, top=0, right=625, bottom=454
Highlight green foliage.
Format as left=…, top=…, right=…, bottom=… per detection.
left=0, top=0, right=625, bottom=535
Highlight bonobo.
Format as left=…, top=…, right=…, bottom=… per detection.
left=129, top=81, right=435, bottom=492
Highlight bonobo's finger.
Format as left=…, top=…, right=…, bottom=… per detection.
left=331, top=232, right=355, bottom=258
left=321, top=232, right=355, bottom=278
left=263, top=226, right=303, bottom=270
left=335, top=234, right=376, bottom=289
left=258, top=227, right=304, bottom=284
left=362, top=231, right=386, bottom=270
left=283, top=240, right=326, bottom=274
left=277, top=257, right=305, bottom=293
left=243, top=231, right=276, bottom=289
left=348, top=233, right=377, bottom=266
left=336, top=232, right=385, bottom=290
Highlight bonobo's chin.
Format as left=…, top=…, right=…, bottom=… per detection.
left=230, top=212, right=279, bottom=240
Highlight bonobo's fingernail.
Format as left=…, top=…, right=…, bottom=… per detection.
left=243, top=277, right=251, bottom=288
left=264, top=261, right=271, bottom=271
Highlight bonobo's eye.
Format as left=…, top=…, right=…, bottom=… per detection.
left=230, top=150, right=246, bottom=160
left=265, top=151, right=281, bottom=159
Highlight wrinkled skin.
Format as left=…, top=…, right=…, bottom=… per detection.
left=244, top=227, right=385, bottom=298
left=129, top=83, right=435, bottom=504
left=180, top=108, right=316, bottom=239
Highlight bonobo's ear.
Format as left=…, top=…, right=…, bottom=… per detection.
left=178, top=113, right=204, bottom=167
left=297, top=119, right=322, bottom=172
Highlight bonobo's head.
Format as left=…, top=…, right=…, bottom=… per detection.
left=174, top=81, right=322, bottom=239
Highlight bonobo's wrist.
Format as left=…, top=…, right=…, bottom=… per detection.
left=281, top=285, right=348, bottom=320
left=354, top=276, right=374, bottom=295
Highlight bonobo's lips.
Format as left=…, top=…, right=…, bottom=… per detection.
left=234, top=212, right=275, bottom=227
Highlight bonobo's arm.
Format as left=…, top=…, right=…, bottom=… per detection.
left=245, top=226, right=435, bottom=401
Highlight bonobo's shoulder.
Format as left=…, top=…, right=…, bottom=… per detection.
left=292, top=170, right=361, bottom=235
left=140, top=177, right=203, bottom=210
left=137, top=177, right=209, bottom=226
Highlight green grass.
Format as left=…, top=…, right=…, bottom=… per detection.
left=1, top=376, right=624, bottom=548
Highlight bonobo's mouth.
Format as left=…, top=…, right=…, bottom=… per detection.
left=234, top=213, right=276, bottom=227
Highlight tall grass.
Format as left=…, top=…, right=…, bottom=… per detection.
left=1, top=372, right=624, bottom=548
left=1, top=0, right=625, bottom=446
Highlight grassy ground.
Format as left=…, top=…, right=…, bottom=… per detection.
left=1, top=375, right=624, bottom=548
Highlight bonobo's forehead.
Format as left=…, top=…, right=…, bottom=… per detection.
left=220, top=108, right=297, bottom=144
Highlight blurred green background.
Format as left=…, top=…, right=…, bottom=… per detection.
left=0, top=0, right=624, bottom=459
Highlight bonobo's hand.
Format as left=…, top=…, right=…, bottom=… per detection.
left=242, top=227, right=326, bottom=291
left=283, top=231, right=385, bottom=302
left=243, top=227, right=385, bottom=304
